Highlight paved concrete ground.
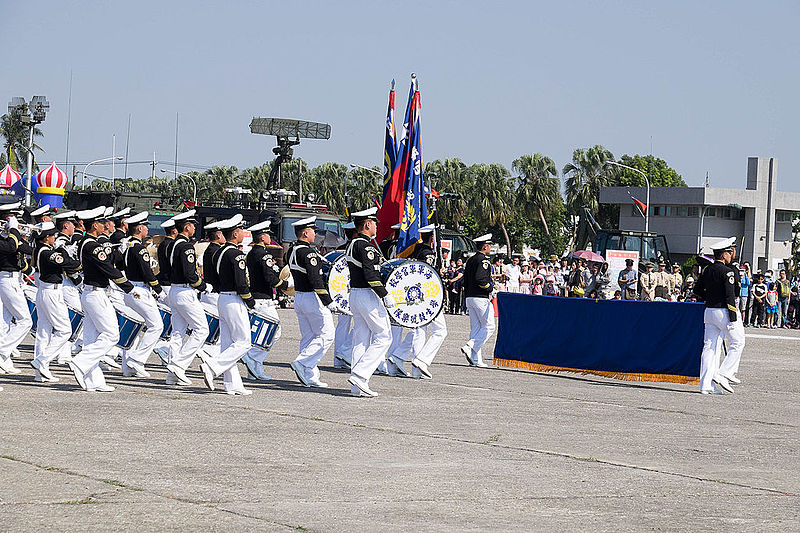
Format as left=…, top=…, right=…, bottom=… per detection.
left=1, top=310, right=798, bottom=532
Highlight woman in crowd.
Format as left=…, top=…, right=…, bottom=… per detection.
left=596, top=262, right=612, bottom=299
left=568, top=261, right=586, bottom=297
left=519, top=262, right=532, bottom=295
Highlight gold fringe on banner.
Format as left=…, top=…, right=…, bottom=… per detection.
left=493, top=358, right=700, bottom=385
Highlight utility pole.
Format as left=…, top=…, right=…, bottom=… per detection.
left=151, top=152, right=156, bottom=179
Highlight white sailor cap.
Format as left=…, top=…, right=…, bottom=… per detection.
left=420, top=224, right=436, bottom=234
left=351, top=207, right=378, bottom=222
left=390, top=223, right=401, bottom=230
left=30, top=204, right=51, bottom=217
left=34, top=221, right=58, bottom=238
left=126, top=211, right=149, bottom=225
left=292, top=216, right=316, bottom=230
left=109, top=207, right=131, bottom=220
left=53, top=210, right=78, bottom=221
left=473, top=233, right=493, bottom=244
left=246, top=219, right=271, bottom=235
left=77, top=206, right=109, bottom=222
left=710, top=237, right=736, bottom=251
left=0, top=201, right=23, bottom=213
left=216, top=213, right=243, bottom=230
left=102, top=206, right=115, bottom=218
left=343, top=221, right=356, bottom=230
left=203, top=220, right=220, bottom=231
left=172, top=209, right=197, bottom=223
left=160, top=219, right=176, bottom=229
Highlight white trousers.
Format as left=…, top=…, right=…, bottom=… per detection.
left=333, top=314, right=353, bottom=363
left=293, top=292, right=334, bottom=376
left=465, top=297, right=495, bottom=364
left=350, top=289, right=392, bottom=382
left=390, top=326, right=419, bottom=362
left=0, top=274, right=33, bottom=361
left=246, top=299, right=281, bottom=364
left=413, top=312, right=448, bottom=368
left=123, top=286, right=163, bottom=366
left=73, top=287, right=119, bottom=389
left=167, top=286, right=209, bottom=372
left=33, top=285, right=72, bottom=365
left=207, top=293, right=251, bottom=377
left=701, top=308, right=746, bottom=390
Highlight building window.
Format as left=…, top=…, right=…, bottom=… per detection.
left=676, top=206, right=688, bottom=217
left=776, top=211, right=793, bottom=223
left=688, top=206, right=699, bottom=217
left=706, top=207, right=716, bottom=217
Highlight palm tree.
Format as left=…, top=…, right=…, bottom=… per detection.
left=308, top=162, right=348, bottom=214
left=426, top=158, right=470, bottom=227
left=346, top=166, right=381, bottom=214
left=513, top=154, right=560, bottom=254
left=471, top=163, right=513, bottom=253
left=562, top=145, right=619, bottom=248
left=1, top=108, right=44, bottom=172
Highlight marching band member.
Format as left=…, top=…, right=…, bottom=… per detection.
left=198, top=214, right=254, bottom=395
left=460, top=234, right=495, bottom=368
left=286, top=216, right=341, bottom=388
left=408, top=224, right=447, bottom=379
left=345, top=207, right=394, bottom=397
left=0, top=201, right=33, bottom=376
left=332, top=221, right=356, bottom=370
left=30, top=204, right=52, bottom=224
left=165, top=210, right=208, bottom=386
left=53, top=210, right=83, bottom=364
left=242, top=220, right=288, bottom=381
left=153, top=217, right=178, bottom=366
left=121, top=211, right=164, bottom=378
left=109, top=207, right=130, bottom=244
left=69, top=207, right=136, bottom=392
left=29, top=221, right=81, bottom=383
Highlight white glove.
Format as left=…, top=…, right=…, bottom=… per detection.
left=382, top=294, right=397, bottom=308
left=131, top=286, right=149, bottom=299
left=286, top=275, right=295, bottom=289
left=7, top=216, right=18, bottom=230
left=327, top=301, right=352, bottom=316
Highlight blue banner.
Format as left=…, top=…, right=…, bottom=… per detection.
left=396, top=80, right=428, bottom=258
left=494, top=293, right=703, bottom=383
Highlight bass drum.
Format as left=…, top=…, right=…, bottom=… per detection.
left=322, top=251, right=350, bottom=313
left=380, top=259, right=445, bottom=328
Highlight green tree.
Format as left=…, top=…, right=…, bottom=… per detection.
left=471, top=163, right=513, bottom=253
left=0, top=108, right=44, bottom=172
left=618, top=154, right=686, bottom=187
left=308, top=162, right=349, bottom=214
left=563, top=145, right=619, bottom=246
left=345, top=166, right=381, bottom=214
left=512, top=154, right=560, bottom=254
left=426, top=158, right=471, bottom=227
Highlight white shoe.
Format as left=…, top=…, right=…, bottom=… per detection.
left=100, top=355, right=121, bottom=369
left=68, top=361, right=87, bottom=391
left=244, top=356, right=271, bottom=381
left=387, top=355, right=410, bottom=377
left=1, top=357, right=22, bottom=374
left=308, top=378, right=329, bottom=388
left=11, top=348, right=20, bottom=359
left=165, top=372, right=179, bottom=386
left=30, top=359, right=56, bottom=381
left=154, top=347, right=170, bottom=367
left=290, top=360, right=312, bottom=387
left=88, top=385, right=115, bottom=392
left=475, top=361, right=489, bottom=368
left=348, top=375, right=378, bottom=397
left=725, top=374, right=742, bottom=385
left=713, top=376, right=734, bottom=394
left=166, top=365, right=192, bottom=386
left=333, top=354, right=351, bottom=369
left=701, top=387, right=723, bottom=395
left=225, top=388, right=253, bottom=396
left=0, top=385, right=3, bottom=391
left=199, top=362, right=216, bottom=391
left=411, top=359, right=432, bottom=379
left=374, top=360, right=389, bottom=375
left=461, top=345, right=476, bottom=366
left=125, top=360, right=151, bottom=378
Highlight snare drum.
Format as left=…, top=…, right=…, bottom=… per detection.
left=202, top=302, right=220, bottom=345
left=249, top=311, right=280, bottom=349
left=157, top=303, right=173, bottom=341
left=67, top=306, right=84, bottom=342
left=24, top=286, right=38, bottom=332
left=322, top=251, right=350, bottom=312
left=114, top=306, right=145, bottom=349
left=380, top=258, right=445, bottom=328
left=23, top=286, right=82, bottom=340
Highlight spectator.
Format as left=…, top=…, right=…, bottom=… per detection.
left=682, top=276, right=696, bottom=301
left=776, top=269, right=791, bottom=327
left=670, top=264, right=684, bottom=301
left=559, top=258, right=571, bottom=296
left=506, top=257, right=521, bottom=293
left=544, top=274, right=558, bottom=296
left=765, top=281, right=779, bottom=328
left=789, top=273, right=800, bottom=328
left=639, top=262, right=657, bottom=301
left=618, top=259, right=638, bottom=300
left=491, top=256, right=506, bottom=292
left=568, top=261, right=586, bottom=297
left=582, top=262, right=598, bottom=298
left=596, top=262, right=612, bottom=299
left=654, top=262, right=670, bottom=299
left=519, top=262, right=532, bottom=294
left=612, top=290, right=622, bottom=300
left=739, top=265, right=751, bottom=324
left=532, top=274, right=544, bottom=295
left=751, top=274, right=767, bottom=327
left=448, top=259, right=464, bottom=315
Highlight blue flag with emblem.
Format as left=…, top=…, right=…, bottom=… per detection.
left=396, top=76, right=428, bottom=258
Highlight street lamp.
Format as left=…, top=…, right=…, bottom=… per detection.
left=349, top=163, right=382, bottom=176
left=82, top=157, right=123, bottom=189
left=606, top=160, right=650, bottom=232
left=697, top=203, right=743, bottom=253
left=8, top=96, right=49, bottom=206
left=161, top=169, right=197, bottom=204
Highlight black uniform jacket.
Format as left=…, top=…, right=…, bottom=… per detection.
left=693, top=260, right=738, bottom=320
left=169, top=235, right=205, bottom=291
left=247, top=243, right=287, bottom=300
left=345, top=233, right=387, bottom=298
left=124, top=237, right=162, bottom=294
left=34, top=243, right=82, bottom=284
left=210, top=242, right=253, bottom=304
left=79, top=235, right=133, bottom=292
left=287, top=241, right=333, bottom=305
left=463, top=251, right=493, bottom=298
left=156, top=236, right=175, bottom=287
left=202, top=241, right=221, bottom=292
left=411, top=242, right=436, bottom=267
left=0, top=228, right=31, bottom=272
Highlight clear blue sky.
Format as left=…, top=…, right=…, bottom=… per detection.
left=3, top=1, right=799, bottom=191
